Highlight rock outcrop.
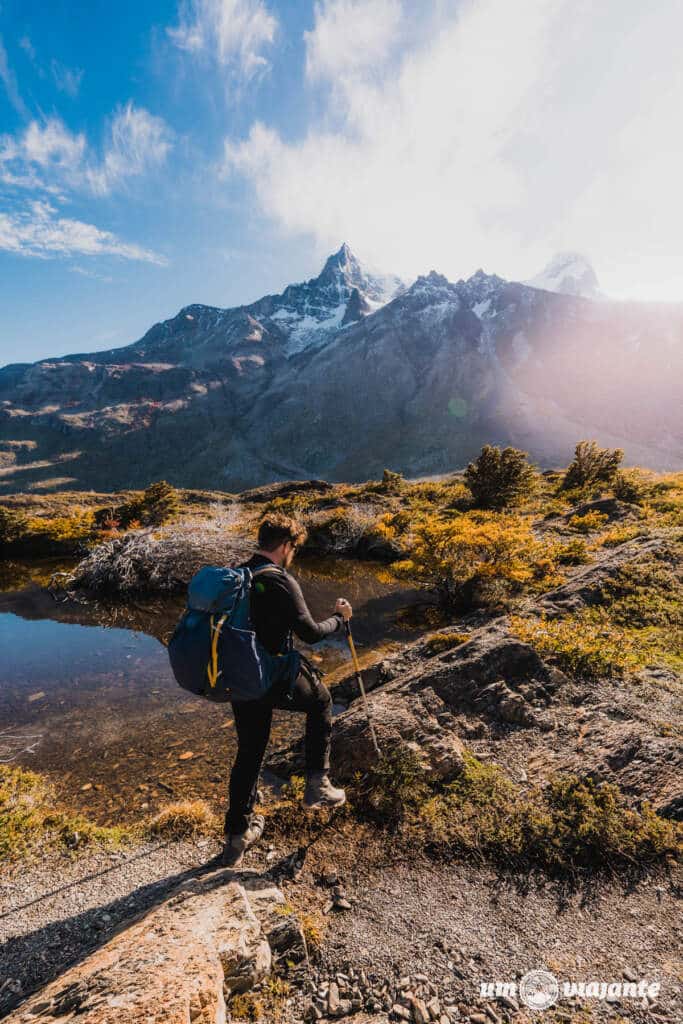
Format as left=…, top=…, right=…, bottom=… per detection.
left=5, top=870, right=305, bottom=1024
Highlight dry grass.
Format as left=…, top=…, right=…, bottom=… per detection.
left=0, top=765, right=131, bottom=863
left=147, top=799, right=220, bottom=839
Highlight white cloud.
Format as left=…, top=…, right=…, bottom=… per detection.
left=224, top=0, right=683, bottom=300
left=18, top=36, right=37, bottom=63
left=305, top=0, right=402, bottom=83
left=0, top=34, right=28, bottom=118
left=169, top=0, right=278, bottom=87
left=0, top=104, right=172, bottom=197
left=21, top=118, right=86, bottom=171
left=0, top=200, right=167, bottom=264
left=86, top=103, right=173, bottom=195
left=51, top=60, right=84, bottom=98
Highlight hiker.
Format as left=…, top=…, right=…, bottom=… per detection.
left=223, top=512, right=351, bottom=867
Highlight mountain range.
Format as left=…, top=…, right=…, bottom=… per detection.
left=0, top=244, right=681, bottom=493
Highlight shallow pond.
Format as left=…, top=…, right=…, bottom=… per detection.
left=0, top=557, right=424, bottom=824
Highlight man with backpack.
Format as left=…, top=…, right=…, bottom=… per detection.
left=223, top=512, right=351, bottom=867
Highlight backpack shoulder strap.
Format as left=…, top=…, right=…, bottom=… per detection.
left=251, top=563, right=287, bottom=582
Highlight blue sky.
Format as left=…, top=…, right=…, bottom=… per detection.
left=1, top=0, right=683, bottom=365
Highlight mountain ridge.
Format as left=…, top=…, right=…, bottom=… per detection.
left=0, top=245, right=681, bottom=493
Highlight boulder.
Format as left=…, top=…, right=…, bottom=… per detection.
left=323, top=623, right=565, bottom=780
left=5, top=869, right=304, bottom=1024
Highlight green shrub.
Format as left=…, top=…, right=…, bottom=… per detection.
left=380, top=468, right=406, bottom=493
left=0, top=505, right=26, bottom=547
left=95, top=480, right=180, bottom=532
left=562, top=440, right=623, bottom=490
left=613, top=469, right=650, bottom=504
left=355, top=747, right=431, bottom=828
left=464, top=445, right=537, bottom=509
left=554, top=537, right=591, bottom=565
left=355, top=751, right=681, bottom=875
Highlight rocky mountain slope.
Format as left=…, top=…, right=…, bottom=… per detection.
left=1, top=246, right=681, bottom=493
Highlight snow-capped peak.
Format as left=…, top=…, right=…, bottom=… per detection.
left=525, top=252, right=600, bottom=299
left=260, top=243, right=404, bottom=355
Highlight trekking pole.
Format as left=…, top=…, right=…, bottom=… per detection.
left=344, top=620, right=381, bottom=758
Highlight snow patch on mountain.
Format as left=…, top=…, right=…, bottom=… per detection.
left=254, top=243, right=405, bottom=355
left=525, top=252, right=601, bottom=299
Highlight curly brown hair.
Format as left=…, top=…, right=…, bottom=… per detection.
left=257, top=512, right=308, bottom=552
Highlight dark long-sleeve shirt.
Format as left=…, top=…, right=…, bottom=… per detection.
left=244, top=553, right=342, bottom=655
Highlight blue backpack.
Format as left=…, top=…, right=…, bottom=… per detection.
left=168, top=564, right=300, bottom=703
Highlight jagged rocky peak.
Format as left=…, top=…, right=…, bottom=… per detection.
left=258, top=242, right=404, bottom=354
left=525, top=251, right=601, bottom=299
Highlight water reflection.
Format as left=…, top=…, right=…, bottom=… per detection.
left=0, top=556, right=423, bottom=823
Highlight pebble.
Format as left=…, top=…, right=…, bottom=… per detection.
left=392, top=1005, right=411, bottom=1021
left=327, top=981, right=340, bottom=1014
left=622, top=967, right=638, bottom=982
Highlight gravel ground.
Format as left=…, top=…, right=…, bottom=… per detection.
left=1, top=834, right=681, bottom=1024
left=307, top=858, right=683, bottom=1024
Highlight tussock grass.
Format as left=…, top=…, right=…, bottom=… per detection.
left=267, top=751, right=680, bottom=877
left=356, top=750, right=681, bottom=876
left=147, top=799, right=219, bottom=840
left=228, top=977, right=292, bottom=1022
left=0, top=765, right=131, bottom=863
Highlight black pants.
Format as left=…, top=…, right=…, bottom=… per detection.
left=225, top=671, right=332, bottom=836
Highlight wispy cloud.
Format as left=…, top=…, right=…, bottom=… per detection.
left=51, top=60, right=84, bottom=98
left=169, top=0, right=278, bottom=90
left=0, top=34, right=29, bottom=118
left=0, top=199, right=167, bottom=263
left=18, top=36, right=37, bottom=63
left=86, top=103, right=173, bottom=195
left=223, top=0, right=683, bottom=300
left=0, top=104, right=172, bottom=197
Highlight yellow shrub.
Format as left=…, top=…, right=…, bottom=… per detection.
left=568, top=510, right=609, bottom=533
left=595, top=524, right=647, bottom=548
left=395, top=511, right=561, bottom=608
left=511, top=613, right=644, bottom=679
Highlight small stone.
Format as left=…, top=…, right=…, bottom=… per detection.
left=392, top=1006, right=412, bottom=1022
left=333, top=897, right=352, bottom=911
left=427, top=997, right=441, bottom=1020
left=399, top=977, right=411, bottom=990
left=80, top=783, right=93, bottom=791
left=327, top=982, right=340, bottom=1015
left=497, top=995, right=518, bottom=1011
left=469, top=1016, right=488, bottom=1024
left=484, top=1007, right=501, bottom=1024
left=622, top=967, right=638, bottom=983
left=178, top=750, right=194, bottom=760
left=414, top=974, right=429, bottom=983
left=411, top=997, right=431, bottom=1024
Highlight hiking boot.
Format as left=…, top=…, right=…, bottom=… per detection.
left=303, top=772, right=346, bottom=810
left=221, top=814, right=265, bottom=867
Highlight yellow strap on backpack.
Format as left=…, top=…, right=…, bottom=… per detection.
left=207, top=613, right=227, bottom=688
